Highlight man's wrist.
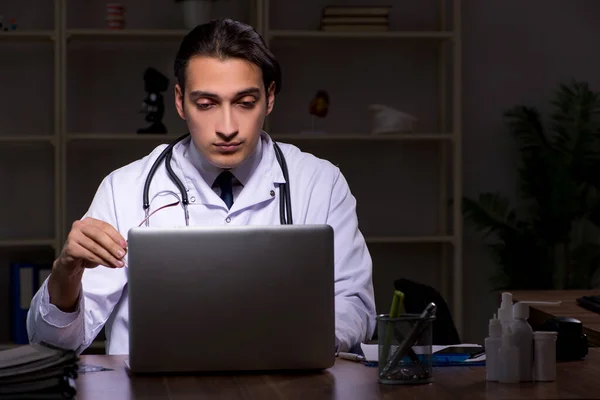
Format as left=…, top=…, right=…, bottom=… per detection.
left=52, top=259, right=83, bottom=279
left=48, top=260, right=83, bottom=312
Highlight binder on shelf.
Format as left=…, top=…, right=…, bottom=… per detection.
left=10, top=263, right=53, bottom=345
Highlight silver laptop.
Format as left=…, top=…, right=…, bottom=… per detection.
left=126, top=224, right=335, bottom=374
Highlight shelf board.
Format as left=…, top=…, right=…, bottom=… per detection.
left=67, top=133, right=182, bottom=141
left=0, top=239, right=56, bottom=247
left=66, top=29, right=188, bottom=40
left=365, top=235, right=454, bottom=244
left=272, top=133, right=453, bottom=141
left=0, top=30, right=55, bottom=41
left=0, top=135, right=55, bottom=143
left=268, top=30, right=454, bottom=39
left=0, top=234, right=452, bottom=248
left=67, top=133, right=453, bottom=142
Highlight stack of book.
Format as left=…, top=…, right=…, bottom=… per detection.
left=0, top=343, right=78, bottom=399
left=319, top=5, right=391, bottom=32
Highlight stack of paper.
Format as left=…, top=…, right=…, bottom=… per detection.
left=0, top=343, right=78, bottom=399
left=360, top=343, right=486, bottom=366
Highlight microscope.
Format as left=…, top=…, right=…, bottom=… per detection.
left=137, top=67, right=169, bottom=134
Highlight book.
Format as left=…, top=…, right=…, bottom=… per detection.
left=320, top=24, right=389, bottom=32
left=0, top=343, right=78, bottom=399
left=322, top=5, right=392, bottom=17
left=321, top=16, right=388, bottom=25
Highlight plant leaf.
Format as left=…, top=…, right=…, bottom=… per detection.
left=504, top=105, right=550, bottom=158
left=551, top=80, right=600, bottom=174
left=461, top=193, right=519, bottom=239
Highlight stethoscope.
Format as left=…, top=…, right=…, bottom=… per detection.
left=141, top=132, right=293, bottom=227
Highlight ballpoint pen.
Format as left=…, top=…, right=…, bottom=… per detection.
left=392, top=325, right=427, bottom=374
left=336, top=352, right=365, bottom=362
left=381, top=290, right=404, bottom=365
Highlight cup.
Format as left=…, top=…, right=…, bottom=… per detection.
left=376, top=313, right=435, bottom=385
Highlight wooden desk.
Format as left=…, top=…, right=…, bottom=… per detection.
left=74, top=350, right=600, bottom=399
left=512, top=290, right=600, bottom=346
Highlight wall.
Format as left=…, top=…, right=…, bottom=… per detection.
left=462, top=0, right=600, bottom=342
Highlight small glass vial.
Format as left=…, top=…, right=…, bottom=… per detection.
left=533, top=331, right=558, bottom=381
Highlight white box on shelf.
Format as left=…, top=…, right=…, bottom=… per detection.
left=368, top=104, right=417, bottom=134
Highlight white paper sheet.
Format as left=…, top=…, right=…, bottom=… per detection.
left=360, top=343, right=484, bottom=362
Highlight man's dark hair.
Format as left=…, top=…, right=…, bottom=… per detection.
left=174, top=18, right=282, bottom=97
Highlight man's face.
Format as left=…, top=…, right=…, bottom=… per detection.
left=175, top=56, right=275, bottom=169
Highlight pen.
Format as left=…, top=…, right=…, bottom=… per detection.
left=468, top=349, right=485, bottom=359
left=381, top=290, right=404, bottom=365
left=336, top=352, right=365, bottom=362
left=393, top=327, right=426, bottom=372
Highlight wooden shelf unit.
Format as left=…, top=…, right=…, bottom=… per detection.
left=259, top=0, right=463, bottom=334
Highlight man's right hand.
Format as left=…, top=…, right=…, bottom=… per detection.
left=48, top=218, right=127, bottom=312
left=57, top=218, right=128, bottom=273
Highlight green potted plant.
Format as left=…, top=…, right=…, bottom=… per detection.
left=462, top=80, right=600, bottom=290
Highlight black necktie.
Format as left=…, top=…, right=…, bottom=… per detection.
left=215, top=171, right=234, bottom=209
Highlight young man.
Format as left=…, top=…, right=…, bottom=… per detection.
left=27, top=19, right=376, bottom=355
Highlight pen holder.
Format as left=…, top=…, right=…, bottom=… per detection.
left=376, top=313, right=435, bottom=385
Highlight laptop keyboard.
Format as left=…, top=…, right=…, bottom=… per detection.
left=576, top=296, right=600, bottom=314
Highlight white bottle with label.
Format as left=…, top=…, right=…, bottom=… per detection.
left=534, top=331, right=558, bottom=381
left=511, top=302, right=534, bottom=382
left=484, top=313, right=502, bottom=381
left=498, top=325, right=519, bottom=383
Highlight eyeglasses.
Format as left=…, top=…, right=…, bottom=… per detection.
left=137, top=200, right=180, bottom=227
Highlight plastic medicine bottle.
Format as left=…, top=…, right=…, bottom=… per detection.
left=498, top=325, right=519, bottom=383
left=485, top=313, right=502, bottom=381
left=533, top=331, right=558, bottom=381
left=511, top=302, right=533, bottom=381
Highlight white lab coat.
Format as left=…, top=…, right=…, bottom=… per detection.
left=26, top=131, right=376, bottom=354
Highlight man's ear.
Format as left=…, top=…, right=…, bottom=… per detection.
left=266, top=82, right=276, bottom=115
left=175, top=84, right=186, bottom=120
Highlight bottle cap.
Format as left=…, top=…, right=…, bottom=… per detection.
left=501, top=292, right=513, bottom=307
left=513, top=302, right=529, bottom=319
left=498, top=292, right=513, bottom=322
left=489, top=313, right=502, bottom=337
